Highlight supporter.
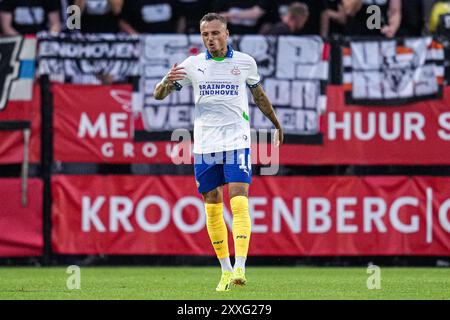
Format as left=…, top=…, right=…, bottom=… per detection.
left=74, top=0, right=123, bottom=33
left=321, top=0, right=347, bottom=37
left=267, top=2, right=310, bottom=35
left=343, top=0, right=401, bottom=38
left=0, top=0, right=62, bottom=35
left=212, top=0, right=265, bottom=34
left=177, top=0, right=211, bottom=34
left=218, top=1, right=326, bottom=35
left=262, top=0, right=327, bottom=35
left=397, top=0, right=424, bottom=36
left=119, top=0, right=181, bottom=34
left=429, top=0, right=450, bottom=37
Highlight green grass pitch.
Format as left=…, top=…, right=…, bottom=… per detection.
left=0, top=267, right=449, bottom=300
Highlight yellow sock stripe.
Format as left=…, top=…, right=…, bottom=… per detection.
left=230, top=196, right=251, bottom=258
left=205, top=202, right=229, bottom=259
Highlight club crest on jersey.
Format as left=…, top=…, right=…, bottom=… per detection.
left=231, top=66, right=241, bottom=76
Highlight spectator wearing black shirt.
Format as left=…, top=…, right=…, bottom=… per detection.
left=177, top=0, right=211, bottom=34
left=321, top=0, right=347, bottom=37
left=220, top=0, right=326, bottom=35
left=267, top=2, right=310, bottom=35
left=74, top=0, right=122, bottom=33
left=119, top=0, right=181, bottom=34
left=0, top=0, right=62, bottom=35
left=212, top=0, right=264, bottom=34
left=343, top=0, right=401, bottom=38
left=397, top=0, right=424, bottom=36
left=261, top=0, right=327, bottom=35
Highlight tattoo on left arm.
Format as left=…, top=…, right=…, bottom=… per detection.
left=250, top=84, right=281, bottom=129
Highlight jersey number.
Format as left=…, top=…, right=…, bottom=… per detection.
left=239, top=154, right=251, bottom=173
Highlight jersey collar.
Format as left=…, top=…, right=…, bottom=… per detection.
left=205, top=45, right=234, bottom=60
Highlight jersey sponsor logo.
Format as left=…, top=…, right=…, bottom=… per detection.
left=198, top=82, right=239, bottom=96
left=0, top=37, right=21, bottom=110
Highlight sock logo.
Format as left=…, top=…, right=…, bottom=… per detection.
left=236, top=235, right=247, bottom=239
left=213, top=240, right=224, bottom=245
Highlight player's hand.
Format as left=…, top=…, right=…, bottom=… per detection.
left=274, top=127, right=284, bottom=147
left=164, top=63, right=186, bottom=84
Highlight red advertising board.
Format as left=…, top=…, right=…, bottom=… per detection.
left=53, top=84, right=178, bottom=163
left=0, top=178, right=43, bottom=257
left=0, top=83, right=41, bottom=164
left=53, top=83, right=450, bottom=165
left=280, top=86, right=450, bottom=165
left=52, top=175, right=450, bottom=256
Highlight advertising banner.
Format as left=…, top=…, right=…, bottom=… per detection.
left=0, top=178, right=43, bottom=257
left=0, top=83, right=41, bottom=164
left=52, top=83, right=450, bottom=165
left=52, top=175, right=450, bottom=256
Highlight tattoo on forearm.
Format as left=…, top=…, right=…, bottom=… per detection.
left=154, top=81, right=174, bottom=100
left=251, top=86, right=280, bottom=128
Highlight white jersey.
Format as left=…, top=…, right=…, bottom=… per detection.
left=174, top=45, right=260, bottom=154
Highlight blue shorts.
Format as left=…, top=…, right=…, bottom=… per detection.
left=194, top=148, right=252, bottom=193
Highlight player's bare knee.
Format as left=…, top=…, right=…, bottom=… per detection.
left=203, top=187, right=223, bottom=203
left=229, top=185, right=249, bottom=199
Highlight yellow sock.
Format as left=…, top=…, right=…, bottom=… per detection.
left=205, top=202, right=229, bottom=259
left=230, top=196, right=251, bottom=258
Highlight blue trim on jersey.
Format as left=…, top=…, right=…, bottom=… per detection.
left=246, top=81, right=260, bottom=89
left=194, top=148, right=252, bottom=193
left=173, top=81, right=183, bottom=91
left=205, top=45, right=234, bottom=60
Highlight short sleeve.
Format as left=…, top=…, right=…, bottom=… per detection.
left=173, top=56, right=192, bottom=90
left=246, top=57, right=261, bottom=88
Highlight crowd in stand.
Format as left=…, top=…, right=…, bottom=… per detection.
left=0, top=0, right=449, bottom=38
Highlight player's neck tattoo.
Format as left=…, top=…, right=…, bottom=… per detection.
left=211, top=47, right=227, bottom=58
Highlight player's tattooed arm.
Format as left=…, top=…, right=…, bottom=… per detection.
left=250, top=84, right=284, bottom=146
left=153, top=63, right=186, bottom=100
left=153, top=78, right=175, bottom=100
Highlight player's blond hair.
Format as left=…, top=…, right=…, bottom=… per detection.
left=200, top=13, right=227, bottom=29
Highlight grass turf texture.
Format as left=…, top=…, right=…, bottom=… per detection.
left=0, top=267, right=449, bottom=300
